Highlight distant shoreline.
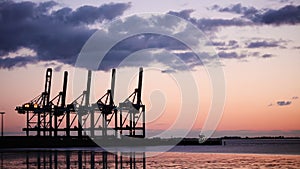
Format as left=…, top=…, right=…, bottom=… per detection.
left=0, top=136, right=300, bottom=149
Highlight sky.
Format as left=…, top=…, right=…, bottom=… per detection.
left=0, top=0, right=300, bottom=137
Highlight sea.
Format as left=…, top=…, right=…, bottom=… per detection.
left=0, top=139, right=300, bottom=168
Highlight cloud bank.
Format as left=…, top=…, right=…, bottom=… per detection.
left=213, top=3, right=300, bottom=25
left=0, top=1, right=299, bottom=70
left=0, top=1, right=130, bottom=69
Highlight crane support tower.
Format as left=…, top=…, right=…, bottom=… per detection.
left=118, top=67, right=145, bottom=138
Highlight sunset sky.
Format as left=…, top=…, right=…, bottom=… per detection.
left=0, top=0, right=299, bottom=137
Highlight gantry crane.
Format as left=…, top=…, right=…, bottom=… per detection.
left=94, top=68, right=118, bottom=137
left=16, top=69, right=80, bottom=137
left=16, top=68, right=52, bottom=136
left=66, top=70, right=92, bottom=137
left=16, top=67, right=146, bottom=139
left=118, top=67, right=145, bottom=138
left=52, top=71, right=78, bottom=137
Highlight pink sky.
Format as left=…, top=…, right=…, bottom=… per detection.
left=0, top=0, right=299, bottom=137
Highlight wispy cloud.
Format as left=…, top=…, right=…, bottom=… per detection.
left=218, top=51, right=246, bottom=59
left=269, top=97, right=298, bottom=106
left=168, top=9, right=252, bottom=32
left=261, top=54, right=274, bottom=58
left=209, top=40, right=240, bottom=50
left=246, top=40, right=285, bottom=48
left=277, top=101, right=292, bottom=106
left=161, top=69, right=176, bottom=74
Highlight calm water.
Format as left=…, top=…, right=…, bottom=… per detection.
left=1, top=140, right=300, bottom=168
left=1, top=151, right=300, bottom=169
left=148, top=153, right=300, bottom=169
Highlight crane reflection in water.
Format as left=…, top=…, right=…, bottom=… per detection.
left=0, top=150, right=146, bottom=169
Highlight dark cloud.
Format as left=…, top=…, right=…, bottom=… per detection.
left=277, top=101, right=292, bottom=106
left=161, top=69, right=176, bottom=73
left=253, top=5, right=300, bottom=25
left=245, top=52, right=274, bottom=59
left=99, top=34, right=203, bottom=71
left=246, top=40, right=284, bottom=48
left=293, top=46, right=300, bottom=49
left=2, top=2, right=298, bottom=70
left=57, top=3, right=131, bottom=25
left=171, top=4, right=300, bottom=35
left=279, top=0, right=292, bottom=3
left=228, top=40, right=239, bottom=46
left=0, top=1, right=131, bottom=69
left=209, top=5, right=221, bottom=11
left=167, top=9, right=194, bottom=20
left=217, top=3, right=258, bottom=17
left=250, top=52, right=260, bottom=57
left=269, top=97, right=298, bottom=107
left=261, top=54, right=273, bottom=58
left=218, top=51, right=246, bottom=59
left=0, top=56, right=37, bottom=69
left=213, top=3, right=300, bottom=25
left=36, top=1, right=58, bottom=13
left=0, top=3, right=209, bottom=71
left=209, top=40, right=239, bottom=50
left=211, top=41, right=226, bottom=46
left=196, top=18, right=251, bottom=31
left=205, top=39, right=274, bottom=59
left=53, top=65, right=63, bottom=72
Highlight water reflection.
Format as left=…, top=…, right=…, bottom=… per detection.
left=0, top=150, right=146, bottom=169
left=1, top=148, right=300, bottom=168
